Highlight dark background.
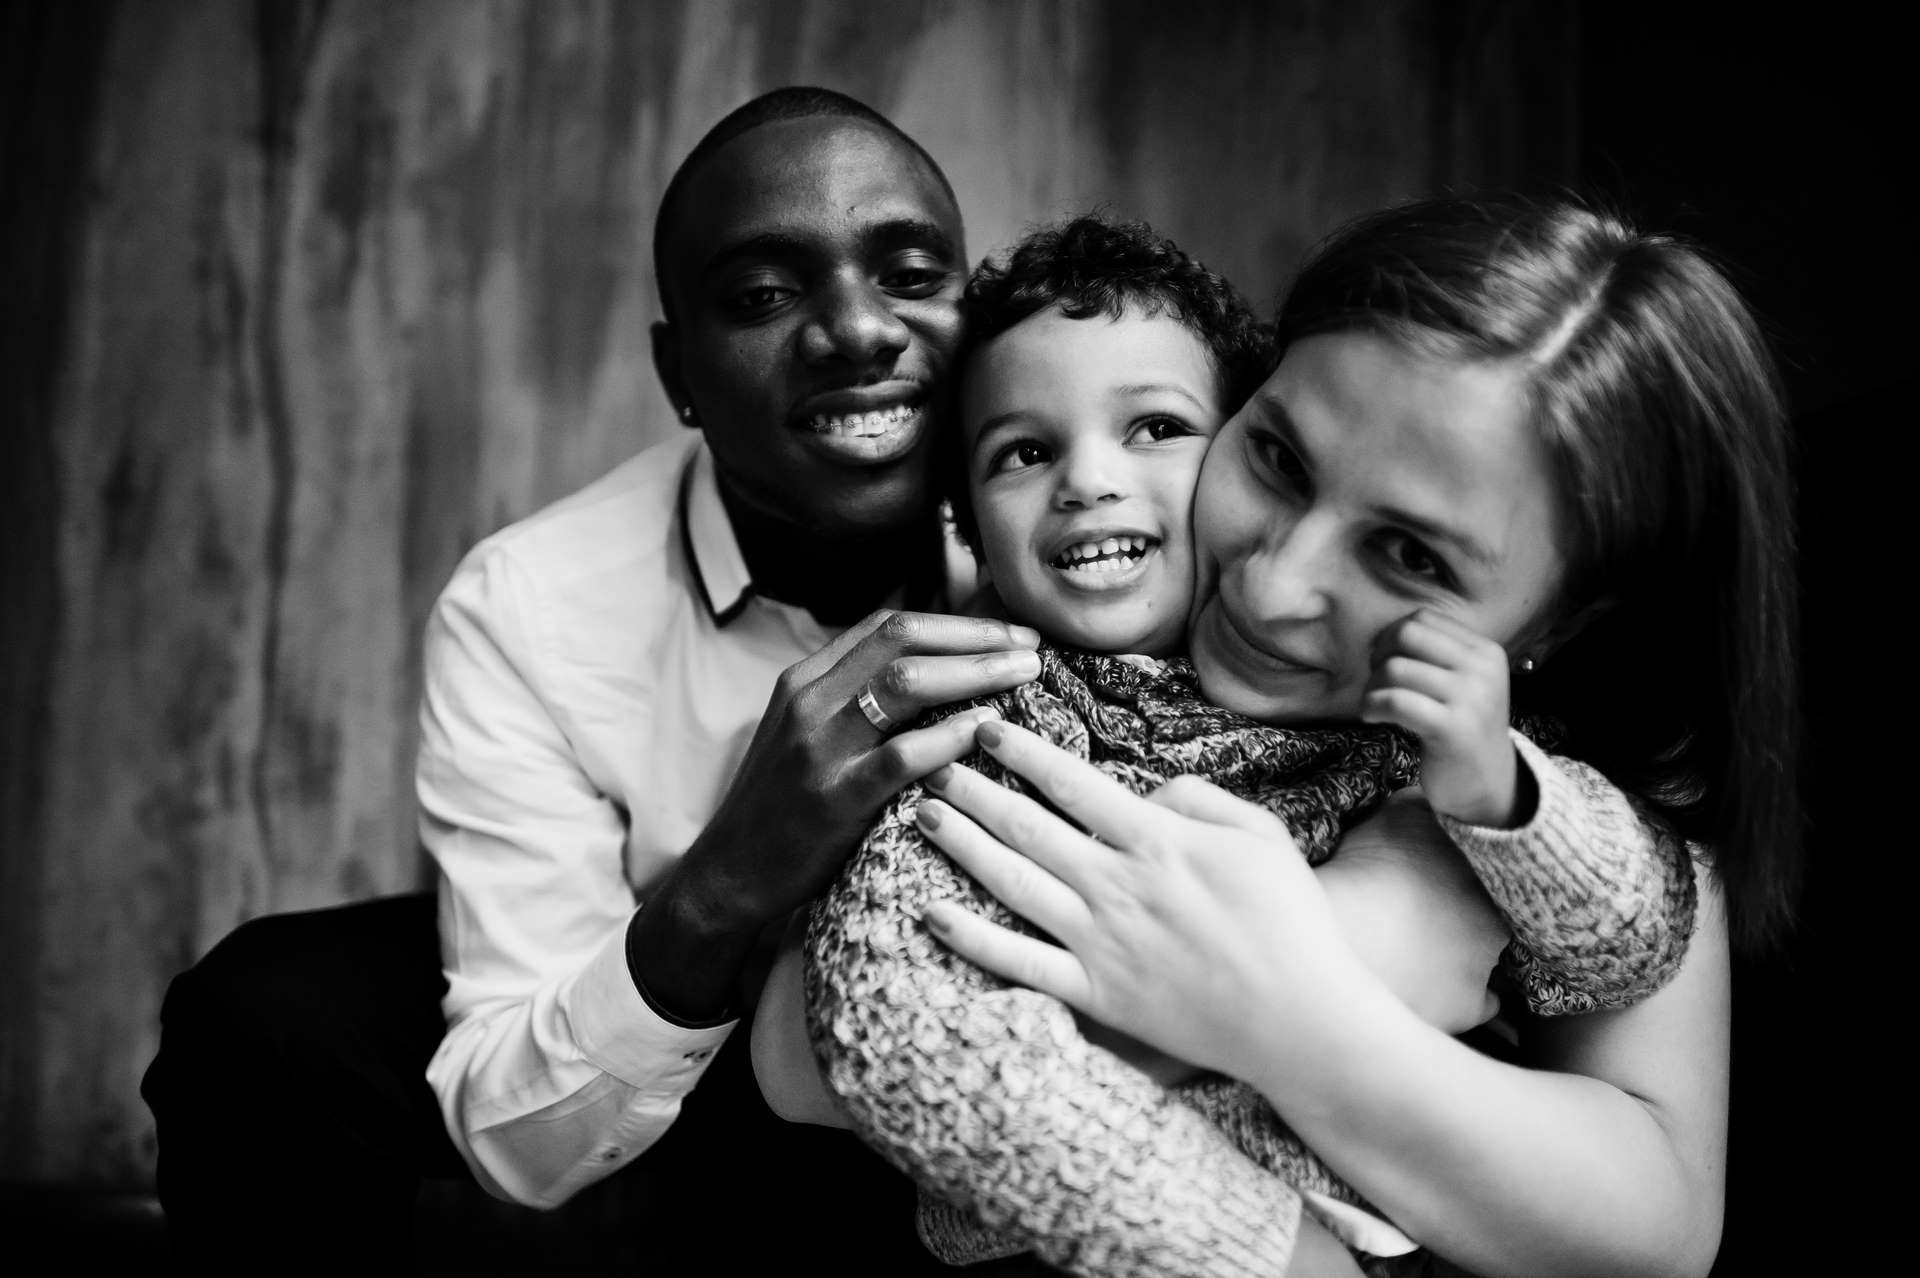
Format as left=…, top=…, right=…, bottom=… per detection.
left=1571, top=6, right=1910, bottom=1274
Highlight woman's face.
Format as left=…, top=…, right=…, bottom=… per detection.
left=1189, top=330, right=1570, bottom=725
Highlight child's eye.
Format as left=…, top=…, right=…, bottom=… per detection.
left=988, top=440, right=1051, bottom=475
left=1127, top=415, right=1197, bottom=444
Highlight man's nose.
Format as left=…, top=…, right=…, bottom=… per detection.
left=800, top=276, right=910, bottom=367
left=1053, top=446, right=1126, bottom=509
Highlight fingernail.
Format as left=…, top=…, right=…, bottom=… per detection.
left=921, top=903, right=952, bottom=934
left=1009, top=625, right=1042, bottom=648
left=976, top=720, right=1005, bottom=748
left=916, top=799, right=945, bottom=828
left=1007, top=651, right=1041, bottom=679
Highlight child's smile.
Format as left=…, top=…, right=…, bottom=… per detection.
left=962, top=305, right=1227, bottom=656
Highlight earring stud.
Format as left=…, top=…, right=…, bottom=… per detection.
left=677, top=404, right=693, bottom=423
left=1516, top=656, right=1536, bottom=674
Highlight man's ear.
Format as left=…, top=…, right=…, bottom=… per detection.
left=651, top=319, right=695, bottom=428
left=1526, top=592, right=1618, bottom=667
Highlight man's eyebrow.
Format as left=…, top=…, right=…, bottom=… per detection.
left=862, top=218, right=960, bottom=262
left=698, top=232, right=810, bottom=282
left=698, top=219, right=959, bottom=285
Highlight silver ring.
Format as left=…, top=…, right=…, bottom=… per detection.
left=856, top=684, right=896, bottom=733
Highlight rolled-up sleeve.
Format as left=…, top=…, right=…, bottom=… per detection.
left=418, top=543, right=733, bottom=1208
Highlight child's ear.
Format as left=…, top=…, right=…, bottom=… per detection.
left=1524, top=593, right=1618, bottom=667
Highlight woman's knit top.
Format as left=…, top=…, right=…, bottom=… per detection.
left=803, top=646, right=1696, bottom=1277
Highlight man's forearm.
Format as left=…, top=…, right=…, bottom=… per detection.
left=626, top=853, right=771, bottom=1024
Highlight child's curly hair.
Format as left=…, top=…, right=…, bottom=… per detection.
left=946, top=213, right=1275, bottom=553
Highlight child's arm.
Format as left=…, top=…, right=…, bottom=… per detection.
left=1363, top=611, right=1695, bottom=1011
left=809, top=774, right=1311, bottom=1278
left=1437, top=736, right=1695, bottom=1011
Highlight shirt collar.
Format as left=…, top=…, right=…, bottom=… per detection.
left=679, top=442, right=755, bottom=626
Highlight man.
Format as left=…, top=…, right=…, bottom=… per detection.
left=144, top=86, right=1046, bottom=1273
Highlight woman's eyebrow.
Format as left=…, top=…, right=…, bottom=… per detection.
left=1376, top=503, right=1499, bottom=570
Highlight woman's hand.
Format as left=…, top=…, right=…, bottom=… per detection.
left=918, top=719, right=1359, bottom=1084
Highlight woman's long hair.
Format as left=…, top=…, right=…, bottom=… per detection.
left=1277, top=195, right=1802, bottom=955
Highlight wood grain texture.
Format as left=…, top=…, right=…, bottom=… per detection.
left=2, top=0, right=1569, bottom=1187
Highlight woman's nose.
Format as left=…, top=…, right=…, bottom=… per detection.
left=800, top=276, right=910, bottom=367
left=1053, top=445, right=1126, bottom=509
left=1237, top=520, right=1335, bottom=621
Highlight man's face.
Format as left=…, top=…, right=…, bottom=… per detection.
left=654, top=117, right=967, bottom=540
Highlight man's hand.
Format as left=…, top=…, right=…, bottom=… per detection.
left=631, top=610, right=1041, bottom=1021
left=1360, top=609, right=1526, bottom=828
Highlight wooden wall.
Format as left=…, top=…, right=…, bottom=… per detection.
left=0, top=0, right=1572, bottom=1188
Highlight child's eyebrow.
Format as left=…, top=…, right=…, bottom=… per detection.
left=968, top=412, right=1032, bottom=459
left=1110, top=382, right=1210, bottom=410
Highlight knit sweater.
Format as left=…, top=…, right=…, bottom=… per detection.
left=803, top=646, right=1696, bottom=1277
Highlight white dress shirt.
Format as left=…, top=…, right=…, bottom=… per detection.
left=418, top=431, right=845, bottom=1207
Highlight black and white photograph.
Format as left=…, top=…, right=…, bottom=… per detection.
left=2, top=2, right=1906, bottom=1274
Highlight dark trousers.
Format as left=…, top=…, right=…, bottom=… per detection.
left=143, top=893, right=1055, bottom=1276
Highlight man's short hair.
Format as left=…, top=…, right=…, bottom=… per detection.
left=651, top=86, right=959, bottom=321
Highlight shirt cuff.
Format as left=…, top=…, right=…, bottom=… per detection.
left=567, top=916, right=733, bottom=1089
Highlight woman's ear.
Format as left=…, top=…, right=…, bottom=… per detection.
left=1523, top=592, right=1618, bottom=668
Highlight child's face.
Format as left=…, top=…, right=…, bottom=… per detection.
left=1189, top=330, right=1570, bottom=724
left=962, top=305, right=1225, bottom=655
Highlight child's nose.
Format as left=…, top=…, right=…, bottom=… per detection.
left=1053, top=449, right=1126, bottom=509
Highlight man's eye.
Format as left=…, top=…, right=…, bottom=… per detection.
left=881, top=264, right=952, bottom=296
left=988, top=441, right=1050, bottom=474
left=724, top=283, right=794, bottom=315
left=1130, top=415, right=1196, bottom=444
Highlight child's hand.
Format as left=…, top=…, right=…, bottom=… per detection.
left=1359, top=610, right=1525, bottom=828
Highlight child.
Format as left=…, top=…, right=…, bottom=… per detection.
left=761, top=213, right=1698, bottom=1276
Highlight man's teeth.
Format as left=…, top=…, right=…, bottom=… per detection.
left=808, top=404, right=917, bottom=437
left=1053, top=536, right=1152, bottom=572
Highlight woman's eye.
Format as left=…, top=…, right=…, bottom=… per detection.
left=1380, top=533, right=1450, bottom=585
left=1249, top=431, right=1308, bottom=491
left=1129, top=416, right=1196, bottom=444
left=988, top=441, right=1050, bottom=474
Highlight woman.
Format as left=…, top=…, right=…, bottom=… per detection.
left=914, top=195, right=1798, bottom=1277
